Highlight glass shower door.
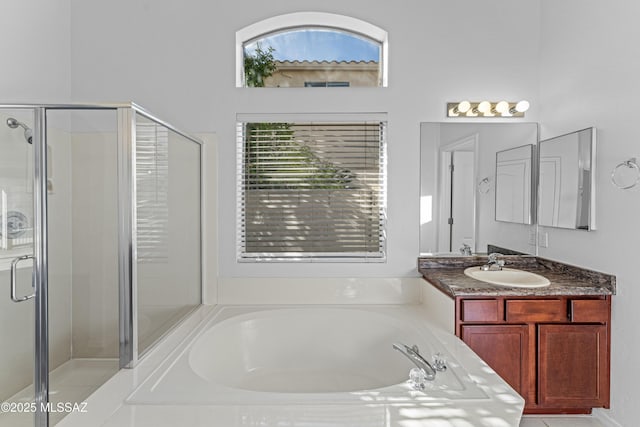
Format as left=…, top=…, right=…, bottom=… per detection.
left=45, top=109, right=120, bottom=425
left=0, top=108, right=37, bottom=427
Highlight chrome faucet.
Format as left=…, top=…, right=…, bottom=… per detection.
left=392, top=343, right=438, bottom=381
left=460, top=243, right=472, bottom=256
left=481, top=252, right=505, bottom=271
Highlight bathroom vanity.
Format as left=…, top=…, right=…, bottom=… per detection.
left=418, top=255, right=615, bottom=415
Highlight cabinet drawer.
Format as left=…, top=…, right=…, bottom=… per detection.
left=571, top=299, right=609, bottom=323
left=506, top=299, right=566, bottom=322
left=461, top=299, right=499, bottom=322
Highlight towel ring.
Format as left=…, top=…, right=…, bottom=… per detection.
left=477, top=177, right=491, bottom=194
left=611, top=158, right=640, bottom=190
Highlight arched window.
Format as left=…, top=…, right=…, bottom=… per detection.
left=236, top=12, right=388, bottom=88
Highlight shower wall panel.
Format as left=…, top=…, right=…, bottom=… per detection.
left=136, top=117, right=202, bottom=354
left=70, top=132, right=119, bottom=358
left=46, top=125, right=73, bottom=371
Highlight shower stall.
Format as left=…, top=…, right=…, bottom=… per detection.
left=0, top=104, right=203, bottom=427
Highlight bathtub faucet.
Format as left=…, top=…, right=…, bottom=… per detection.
left=392, top=343, right=438, bottom=383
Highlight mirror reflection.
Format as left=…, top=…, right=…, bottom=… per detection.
left=538, top=127, right=596, bottom=230
left=420, top=123, right=538, bottom=256
left=495, top=144, right=535, bottom=225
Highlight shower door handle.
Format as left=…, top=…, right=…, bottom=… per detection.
left=10, top=255, right=35, bottom=302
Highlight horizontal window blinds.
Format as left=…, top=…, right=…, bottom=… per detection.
left=237, top=121, right=387, bottom=261
left=136, top=121, right=169, bottom=263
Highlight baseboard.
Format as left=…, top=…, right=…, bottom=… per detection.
left=593, top=409, right=623, bottom=427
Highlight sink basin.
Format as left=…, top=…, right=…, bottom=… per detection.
left=463, top=267, right=551, bottom=288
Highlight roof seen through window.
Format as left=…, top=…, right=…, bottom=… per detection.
left=243, top=28, right=382, bottom=88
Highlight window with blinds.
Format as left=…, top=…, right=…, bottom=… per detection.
left=136, top=120, right=169, bottom=263
left=237, top=119, right=387, bottom=261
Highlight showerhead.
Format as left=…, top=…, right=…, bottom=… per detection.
left=6, top=117, right=33, bottom=144
left=24, top=128, right=33, bottom=144
left=6, top=118, right=21, bottom=129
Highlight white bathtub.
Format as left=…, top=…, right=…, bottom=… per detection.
left=128, top=305, right=493, bottom=405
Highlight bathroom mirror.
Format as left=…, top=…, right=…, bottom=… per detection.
left=420, top=122, right=538, bottom=256
left=495, top=144, right=535, bottom=225
left=538, top=127, right=596, bottom=230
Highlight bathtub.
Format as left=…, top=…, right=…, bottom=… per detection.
left=127, top=305, right=496, bottom=405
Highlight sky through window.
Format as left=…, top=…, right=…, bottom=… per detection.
left=244, top=29, right=380, bottom=62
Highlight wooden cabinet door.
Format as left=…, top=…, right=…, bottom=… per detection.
left=538, top=324, right=609, bottom=408
left=461, top=325, right=529, bottom=398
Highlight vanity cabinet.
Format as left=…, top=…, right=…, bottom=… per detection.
left=455, top=296, right=610, bottom=414
left=461, top=324, right=529, bottom=397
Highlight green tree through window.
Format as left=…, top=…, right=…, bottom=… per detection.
left=244, top=122, right=353, bottom=190
left=239, top=121, right=385, bottom=257
left=243, top=43, right=277, bottom=88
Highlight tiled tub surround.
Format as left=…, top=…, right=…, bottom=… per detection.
left=418, top=254, right=614, bottom=415
left=418, top=255, right=616, bottom=297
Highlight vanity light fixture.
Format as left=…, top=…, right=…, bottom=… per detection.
left=494, top=101, right=510, bottom=114
left=447, top=100, right=530, bottom=118
left=511, top=100, right=530, bottom=114
left=451, top=100, right=471, bottom=115
left=476, top=101, right=492, bottom=115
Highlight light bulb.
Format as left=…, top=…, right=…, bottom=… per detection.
left=457, top=101, right=471, bottom=113
left=515, top=100, right=530, bottom=112
left=477, top=101, right=491, bottom=114
left=495, top=101, right=509, bottom=114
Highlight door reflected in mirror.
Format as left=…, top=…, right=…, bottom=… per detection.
left=538, top=127, right=596, bottom=230
left=495, top=144, right=535, bottom=225
left=439, top=135, right=477, bottom=253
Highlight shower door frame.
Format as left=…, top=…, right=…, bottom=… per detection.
left=1, top=103, right=204, bottom=427
left=34, top=107, right=49, bottom=427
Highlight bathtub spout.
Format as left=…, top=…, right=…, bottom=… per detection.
left=392, top=343, right=437, bottom=381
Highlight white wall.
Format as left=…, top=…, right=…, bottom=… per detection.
left=0, top=0, right=71, bottom=102
left=68, top=0, right=541, bottom=281
left=538, top=2, right=639, bottom=426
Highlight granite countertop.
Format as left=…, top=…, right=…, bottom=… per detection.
left=418, top=255, right=616, bottom=298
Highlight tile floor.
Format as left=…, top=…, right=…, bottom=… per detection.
left=520, top=415, right=605, bottom=427
left=0, top=358, right=118, bottom=427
